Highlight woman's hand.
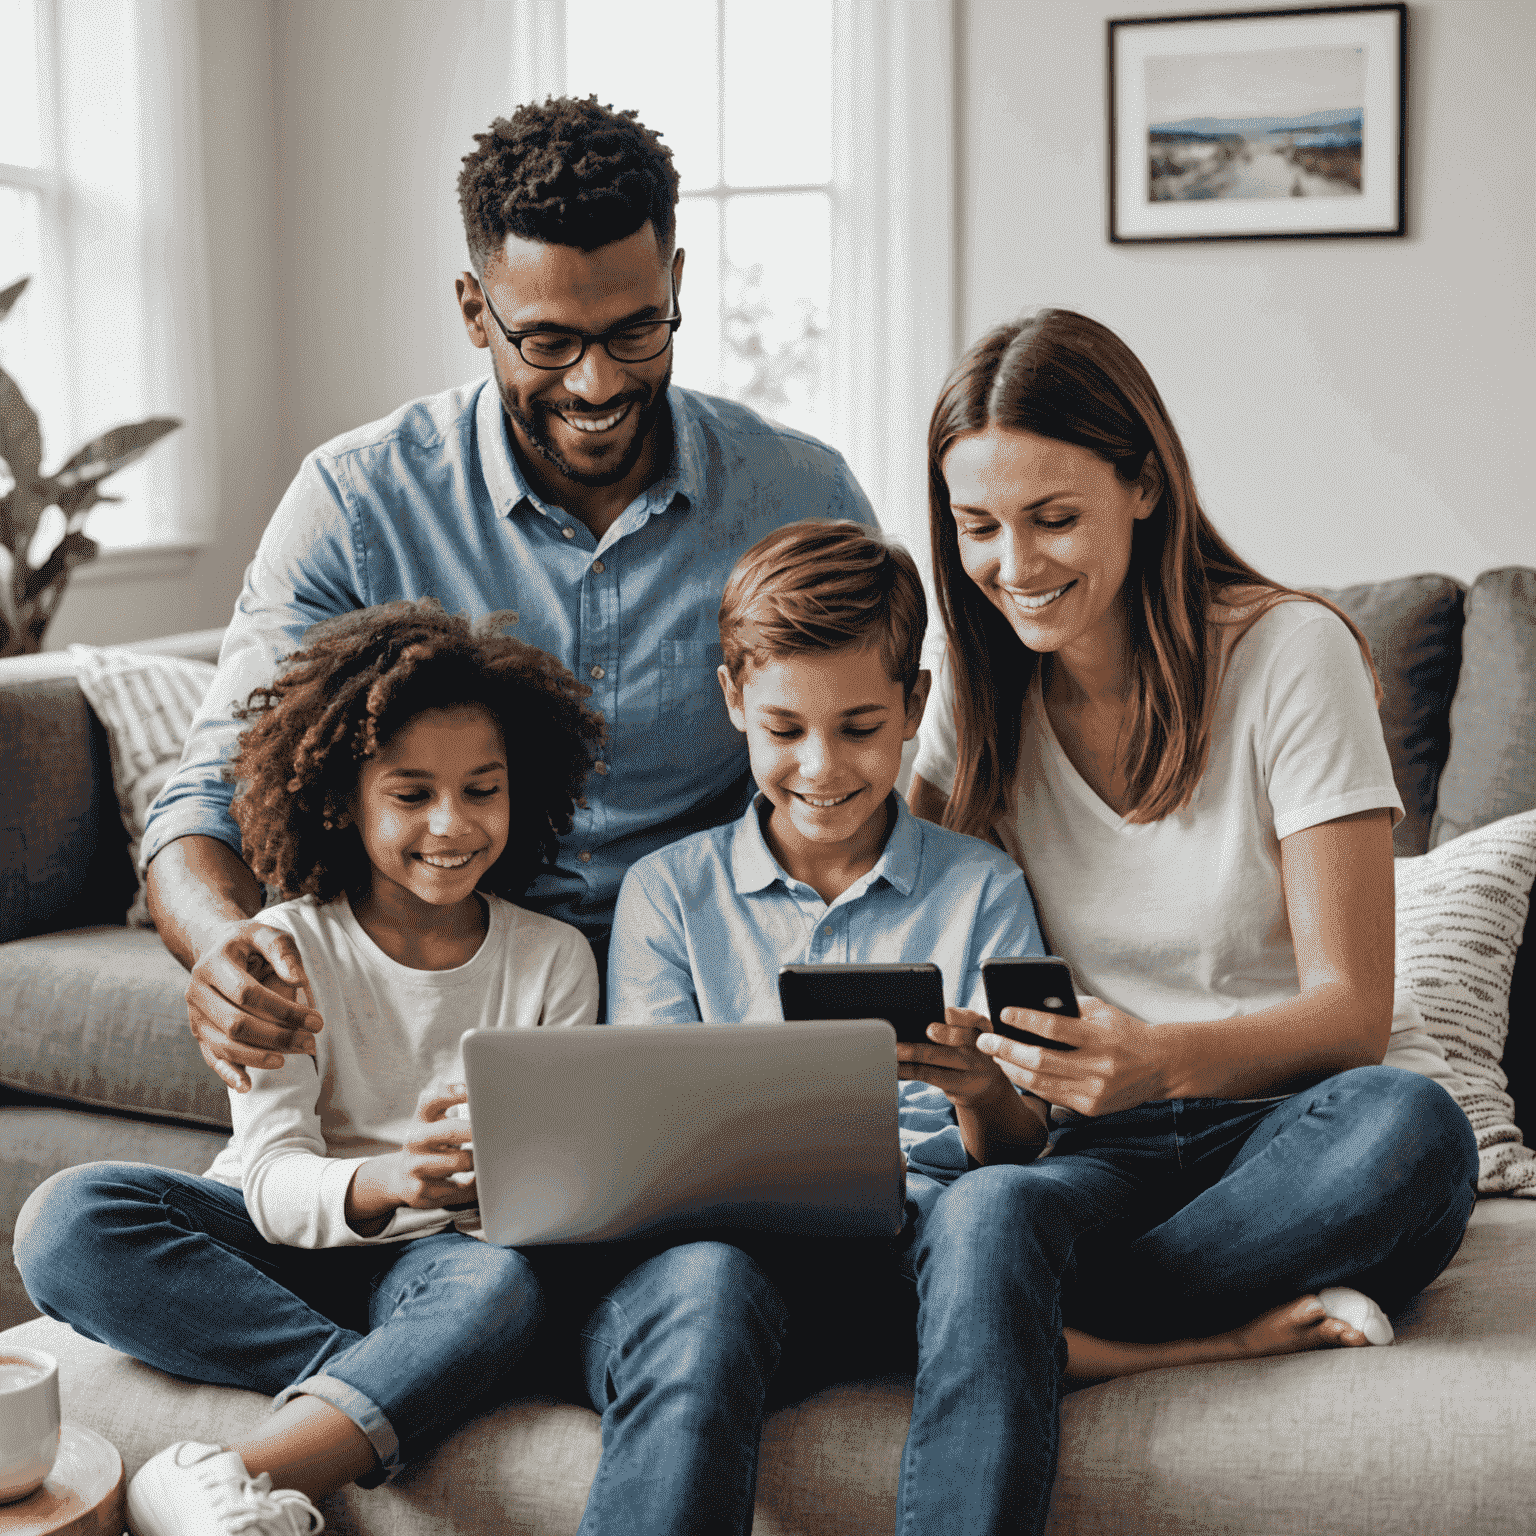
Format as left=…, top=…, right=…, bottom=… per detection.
left=979, top=995, right=1170, bottom=1117
left=345, top=1084, right=476, bottom=1234
left=897, top=1006, right=1012, bottom=1108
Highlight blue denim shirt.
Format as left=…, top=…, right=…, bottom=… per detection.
left=607, top=793, right=1046, bottom=1177
left=142, top=377, right=877, bottom=936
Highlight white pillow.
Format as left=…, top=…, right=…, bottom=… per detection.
left=69, top=644, right=217, bottom=928
left=1393, top=806, right=1536, bottom=1197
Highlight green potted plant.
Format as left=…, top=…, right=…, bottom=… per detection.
left=0, top=275, right=181, bottom=657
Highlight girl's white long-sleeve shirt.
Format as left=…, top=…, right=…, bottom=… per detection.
left=203, top=892, right=598, bottom=1247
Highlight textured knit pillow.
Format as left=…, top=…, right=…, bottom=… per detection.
left=1395, top=806, right=1536, bottom=1195
left=69, top=644, right=217, bottom=927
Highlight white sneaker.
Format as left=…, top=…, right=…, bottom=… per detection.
left=126, top=1442, right=325, bottom=1535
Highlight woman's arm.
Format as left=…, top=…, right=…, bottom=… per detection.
left=983, top=807, right=1395, bottom=1113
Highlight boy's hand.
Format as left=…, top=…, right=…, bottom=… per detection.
left=345, top=1084, right=476, bottom=1233
left=896, top=1007, right=1012, bottom=1109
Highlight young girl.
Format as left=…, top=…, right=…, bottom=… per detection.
left=16, top=600, right=791, bottom=1536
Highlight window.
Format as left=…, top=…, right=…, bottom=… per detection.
left=1, top=0, right=71, bottom=524
left=564, top=0, right=834, bottom=444
left=0, top=0, right=214, bottom=556
left=537, top=0, right=955, bottom=578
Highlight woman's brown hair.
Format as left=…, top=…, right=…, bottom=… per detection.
left=928, top=308, right=1378, bottom=841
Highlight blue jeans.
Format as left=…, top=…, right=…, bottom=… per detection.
left=13, top=1164, right=786, bottom=1534
left=894, top=1066, right=1479, bottom=1536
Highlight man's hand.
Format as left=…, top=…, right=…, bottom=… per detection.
left=897, top=1006, right=1010, bottom=1108
left=345, top=1085, right=476, bottom=1234
left=979, top=994, right=1167, bottom=1117
left=146, top=835, right=322, bottom=1093
left=187, top=919, right=322, bottom=1093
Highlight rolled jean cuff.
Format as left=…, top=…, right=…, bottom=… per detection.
left=274, top=1373, right=400, bottom=1485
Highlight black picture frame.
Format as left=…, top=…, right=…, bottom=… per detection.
left=1108, top=3, right=1407, bottom=244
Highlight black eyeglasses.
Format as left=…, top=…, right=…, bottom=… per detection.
left=478, top=273, right=682, bottom=370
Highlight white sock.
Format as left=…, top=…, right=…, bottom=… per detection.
left=1316, top=1286, right=1394, bottom=1345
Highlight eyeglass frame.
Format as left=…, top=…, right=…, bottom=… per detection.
left=476, top=271, right=682, bottom=370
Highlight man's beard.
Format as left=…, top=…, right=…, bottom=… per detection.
left=503, top=361, right=673, bottom=490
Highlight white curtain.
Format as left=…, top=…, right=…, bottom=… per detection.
left=53, top=0, right=216, bottom=549
left=830, top=0, right=956, bottom=622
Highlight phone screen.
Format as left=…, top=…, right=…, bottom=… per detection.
left=981, top=958, right=1078, bottom=1050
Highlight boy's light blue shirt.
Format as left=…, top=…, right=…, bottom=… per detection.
left=140, top=377, right=876, bottom=938
left=608, top=793, right=1046, bottom=1178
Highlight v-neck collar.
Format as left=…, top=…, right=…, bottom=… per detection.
left=1029, top=671, right=1154, bottom=835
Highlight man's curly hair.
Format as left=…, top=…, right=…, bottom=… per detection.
left=457, top=96, right=680, bottom=272
left=227, top=600, right=605, bottom=905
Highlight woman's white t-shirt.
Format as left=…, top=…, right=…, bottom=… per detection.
left=204, top=891, right=598, bottom=1247
left=912, top=599, right=1454, bottom=1077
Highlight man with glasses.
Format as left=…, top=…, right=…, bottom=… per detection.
left=144, top=95, right=875, bottom=1055
left=134, top=96, right=877, bottom=1534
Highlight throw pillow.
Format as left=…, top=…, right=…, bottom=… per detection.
left=1394, top=806, right=1536, bottom=1196
left=69, top=644, right=218, bottom=927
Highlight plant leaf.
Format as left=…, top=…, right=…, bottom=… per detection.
left=21, top=528, right=98, bottom=602
left=47, top=417, right=181, bottom=489
left=0, top=277, right=27, bottom=325
left=0, top=366, right=45, bottom=599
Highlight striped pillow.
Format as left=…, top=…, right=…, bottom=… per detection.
left=1395, top=807, right=1536, bottom=1196
left=69, top=645, right=217, bottom=927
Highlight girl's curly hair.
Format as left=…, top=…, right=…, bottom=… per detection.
left=227, top=599, right=605, bottom=904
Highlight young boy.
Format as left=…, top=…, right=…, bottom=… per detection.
left=606, top=518, right=1050, bottom=1191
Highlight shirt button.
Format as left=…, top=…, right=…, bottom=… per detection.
left=562, top=526, right=575, bottom=539
left=577, top=850, right=592, bottom=863
left=589, top=664, right=604, bottom=679
left=823, top=926, right=833, bottom=936
left=593, top=761, right=609, bottom=775
left=592, top=559, right=605, bottom=574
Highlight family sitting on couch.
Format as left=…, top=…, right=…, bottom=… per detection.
left=11, top=96, right=1478, bottom=1536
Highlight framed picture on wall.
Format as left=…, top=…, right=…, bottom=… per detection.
left=1108, top=3, right=1406, bottom=243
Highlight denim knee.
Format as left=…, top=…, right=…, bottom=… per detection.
left=601, top=1239, right=788, bottom=1359
left=1335, top=1065, right=1479, bottom=1194
left=12, top=1163, right=118, bottom=1308
left=373, top=1235, right=544, bottom=1345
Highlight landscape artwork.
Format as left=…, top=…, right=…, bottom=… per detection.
left=1108, top=5, right=1406, bottom=244
left=1146, top=46, right=1363, bottom=202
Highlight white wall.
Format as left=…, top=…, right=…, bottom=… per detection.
left=958, top=0, right=1534, bottom=588
left=272, top=0, right=512, bottom=475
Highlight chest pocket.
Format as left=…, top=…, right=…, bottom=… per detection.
left=659, top=640, right=727, bottom=714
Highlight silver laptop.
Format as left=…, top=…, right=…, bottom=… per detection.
left=461, top=1020, right=904, bottom=1246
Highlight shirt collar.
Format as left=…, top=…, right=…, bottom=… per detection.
left=475, top=375, right=702, bottom=525
left=729, top=791, right=923, bottom=900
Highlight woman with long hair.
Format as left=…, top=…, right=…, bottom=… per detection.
left=894, top=309, right=1477, bottom=1534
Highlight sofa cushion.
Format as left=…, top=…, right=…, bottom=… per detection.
left=8, top=1200, right=1532, bottom=1536
left=1432, top=567, right=1536, bottom=848
left=67, top=645, right=218, bottom=928
left=1394, top=809, right=1536, bottom=1195
left=1309, top=574, right=1465, bottom=858
left=0, top=677, right=138, bottom=942
left=0, top=928, right=231, bottom=1130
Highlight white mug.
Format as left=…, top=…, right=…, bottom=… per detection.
left=0, top=1347, right=60, bottom=1503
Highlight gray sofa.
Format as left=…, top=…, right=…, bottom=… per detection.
left=2, top=571, right=1533, bottom=1535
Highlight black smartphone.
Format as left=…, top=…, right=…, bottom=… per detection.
left=981, top=957, right=1079, bottom=1050
left=778, top=962, right=946, bottom=1047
